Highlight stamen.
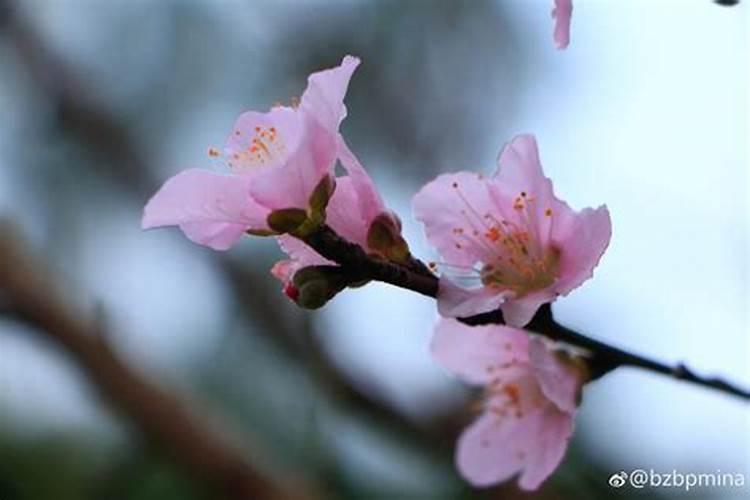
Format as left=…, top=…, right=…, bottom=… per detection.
left=445, top=182, right=560, bottom=299
left=222, top=125, right=286, bottom=171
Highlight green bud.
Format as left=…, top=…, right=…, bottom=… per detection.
left=292, top=265, right=349, bottom=310
left=366, top=213, right=410, bottom=263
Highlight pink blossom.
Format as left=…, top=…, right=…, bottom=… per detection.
left=432, top=319, right=587, bottom=490
left=412, top=134, right=611, bottom=327
left=273, top=135, right=405, bottom=287
left=552, top=0, right=573, bottom=50
left=142, top=56, right=360, bottom=250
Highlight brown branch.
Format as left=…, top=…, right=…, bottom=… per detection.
left=0, top=222, right=314, bottom=500
left=302, top=224, right=750, bottom=402
left=303, top=224, right=437, bottom=297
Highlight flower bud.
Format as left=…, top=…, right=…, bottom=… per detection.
left=366, top=212, right=410, bottom=263
left=292, top=265, right=349, bottom=309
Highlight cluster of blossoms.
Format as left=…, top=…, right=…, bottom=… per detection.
left=142, top=5, right=609, bottom=491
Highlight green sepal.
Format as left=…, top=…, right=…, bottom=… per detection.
left=267, top=208, right=308, bottom=233
left=245, top=228, right=278, bottom=237
left=267, top=175, right=336, bottom=237
left=308, top=174, right=336, bottom=223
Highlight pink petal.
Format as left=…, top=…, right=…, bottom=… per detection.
left=301, top=55, right=360, bottom=133
left=325, top=176, right=370, bottom=248
left=491, top=134, right=610, bottom=312
left=244, top=112, right=332, bottom=210
left=457, top=400, right=573, bottom=490
left=179, top=221, right=249, bottom=251
left=270, top=259, right=297, bottom=284
left=224, top=106, right=302, bottom=172
left=494, top=135, right=547, bottom=191
left=455, top=410, right=527, bottom=487
left=277, top=235, right=332, bottom=271
left=336, top=135, right=385, bottom=225
left=142, top=168, right=268, bottom=251
left=528, top=338, right=582, bottom=414
left=437, top=278, right=510, bottom=319
left=551, top=205, right=611, bottom=296
left=456, top=391, right=554, bottom=489
left=552, top=0, right=573, bottom=50
left=500, top=290, right=556, bottom=328
left=431, top=319, right=529, bottom=385
left=517, top=406, right=574, bottom=490
left=231, top=55, right=362, bottom=212
left=413, top=172, right=501, bottom=267
left=492, top=134, right=563, bottom=237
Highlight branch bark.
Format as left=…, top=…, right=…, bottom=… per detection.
left=302, top=224, right=750, bottom=402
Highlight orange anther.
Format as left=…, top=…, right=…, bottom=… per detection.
left=485, top=226, right=501, bottom=242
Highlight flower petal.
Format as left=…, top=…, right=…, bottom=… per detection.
left=270, top=259, right=297, bottom=284
left=224, top=106, right=302, bottom=172
left=457, top=398, right=573, bottom=490
left=438, top=278, right=509, bottom=318
left=551, top=205, right=611, bottom=296
left=552, top=0, right=573, bottom=50
left=413, top=172, right=501, bottom=267
left=431, top=319, right=529, bottom=385
left=178, top=221, right=248, bottom=251
left=500, top=290, right=556, bottom=328
left=236, top=55, right=362, bottom=212
left=455, top=410, right=526, bottom=488
left=336, top=135, right=385, bottom=225
left=492, top=134, right=563, bottom=232
left=517, top=406, right=574, bottom=490
left=249, top=113, right=335, bottom=210
left=301, top=55, right=360, bottom=133
left=142, top=169, right=268, bottom=250
left=528, top=338, right=582, bottom=413
left=326, top=175, right=370, bottom=247
left=494, top=134, right=547, bottom=191
left=457, top=395, right=562, bottom=489
left=277, top=235, right=332, bottom=270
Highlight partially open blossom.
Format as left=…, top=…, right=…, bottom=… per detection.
left=142, top=56, right=360, bottom=250
left=272, top=135, right=408, bottom=289
left=413, top=134, right=611, bottom=327
left=552, top=0, right=573, bottom=50
left=432, top=319, right=587, bottom=490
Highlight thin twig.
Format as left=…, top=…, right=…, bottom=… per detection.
left=302, top=224, right=750, bottom=402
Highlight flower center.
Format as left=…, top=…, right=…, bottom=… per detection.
left=234, top=125, right=286, bottom=170
left=243, top=126, right=285, bottom=167
left=485, top=375, right=546, bottom=421
left=451, top=181, right=560, bottom=298
left=479, top=226, right=559, bottom=297
left=212, top=125, right=287, bottom=172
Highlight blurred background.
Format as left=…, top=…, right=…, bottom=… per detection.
left=0, top=0, right=747, bottom=498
